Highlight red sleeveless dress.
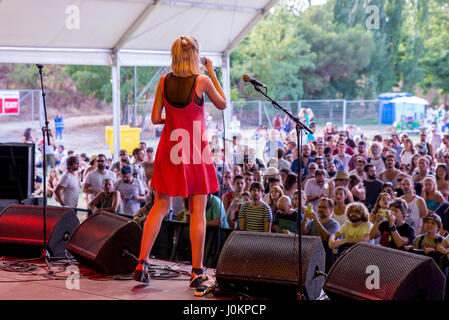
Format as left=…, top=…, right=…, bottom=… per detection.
left=150, top=74, right=219, bottom=198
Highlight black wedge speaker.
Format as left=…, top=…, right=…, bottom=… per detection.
left=67, top=212, right=142, bottom=275
left=323, top=243, right=446, bottom=300
left=216, top=231, right=326, bottom=300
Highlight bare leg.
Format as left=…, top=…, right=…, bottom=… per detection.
left=137, top=191, right=171, bottom=262
left=189, top=194, right=207, bottom=270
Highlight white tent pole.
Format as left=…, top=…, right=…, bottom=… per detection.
left=221, top=53, right=232, bottom=138
left=111, top=51, right=121, bottom=161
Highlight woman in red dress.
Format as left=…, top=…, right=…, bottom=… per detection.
left=134, top=36, right=226, bottom=287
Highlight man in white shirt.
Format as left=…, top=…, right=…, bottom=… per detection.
left=54, top=156, right=80, bottom=207
left=115, top=165, right=147, bottom=215
left=305, top=169, right=332, bottom=212
left=83, top=154, right=116, bottom=203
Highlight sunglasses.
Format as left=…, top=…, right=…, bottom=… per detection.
left=97, top=160, right=105, bottom=163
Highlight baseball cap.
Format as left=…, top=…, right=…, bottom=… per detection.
left=423, top=213, right=442, bottom=230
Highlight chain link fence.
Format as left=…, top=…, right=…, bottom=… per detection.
left=229, top=99, right=379, bottom=130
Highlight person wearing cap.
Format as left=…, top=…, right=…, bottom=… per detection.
left=370, top=198, right=415, bottom=250
left=406, top=213, right=445, bottom=254
left=33, top=175, right=43, bottom=197
left=349, top=156, right=366, bottom=180
left=378, top=154, right=401, bottom=189
left=332, top=171, right=354, bottom=203
left=114, top=165, right=147, bottom=215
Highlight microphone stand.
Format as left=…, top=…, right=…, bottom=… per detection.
left=36, top=64, right=51, bottom=263
left=251, top=84, right=312, bottom=301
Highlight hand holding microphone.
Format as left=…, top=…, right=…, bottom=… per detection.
left=200, top=57, right=216, bottom=73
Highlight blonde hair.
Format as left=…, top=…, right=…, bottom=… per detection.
left=171, top=36, right=202, bottom=77
left=268, top=186, right=284, bottom=206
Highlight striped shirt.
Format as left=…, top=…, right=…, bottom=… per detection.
left=238, top=201, right=272, bottom=232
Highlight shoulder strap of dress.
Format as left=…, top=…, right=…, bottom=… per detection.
left=190, top=74, right=199, bottom=104
left=161, top=73, right=168, bottom=100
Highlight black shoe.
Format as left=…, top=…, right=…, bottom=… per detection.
left=189, top=268, right=208, bottom=289
left=133, top=260, right=150, bottom=283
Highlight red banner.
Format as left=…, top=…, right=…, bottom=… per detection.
left=0, top=91, right=20, bottom=115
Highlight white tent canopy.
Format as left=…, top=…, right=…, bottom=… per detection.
left=390, top=96, right=430, bottom=105
left=0, top=0, right=278, bottom=158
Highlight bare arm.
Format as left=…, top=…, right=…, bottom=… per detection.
left=151, top=77, right=166, bottom=125
left=201, top=58, right=226, bottom=109
left=54, top=185, right=65, bottom=206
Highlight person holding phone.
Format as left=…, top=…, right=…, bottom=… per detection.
left=369, top=198, right=415, bottom=249
left=133, top=35, right=226, bottom=289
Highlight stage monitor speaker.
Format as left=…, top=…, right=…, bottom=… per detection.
left=216, top=231, right=325, bottom=300
left=0, top=143, right=35, bottom=201
left=323, top=243, right=446, bottom=300
left=0, top=204, right=80, bottom=257
left=66, top=212, right=143, bottom=275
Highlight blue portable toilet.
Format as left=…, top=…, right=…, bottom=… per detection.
left=378, top=92, right=412, bottom=124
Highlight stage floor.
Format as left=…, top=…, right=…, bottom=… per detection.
left=0, top=258, right=218, bottom=300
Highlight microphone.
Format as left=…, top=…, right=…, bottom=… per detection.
left=242, top=74, right=267, bottom=88
left=200, top=57, right=216, bottom=72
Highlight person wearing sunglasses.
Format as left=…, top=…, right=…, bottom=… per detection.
left=83, top=154, right=116, bottom=203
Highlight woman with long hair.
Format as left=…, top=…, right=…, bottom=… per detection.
left=400, top=138, right=415, bottom=166
left=46, top=168, right=59, bottom=198
left=22, top=128, right=35, bottom=143
left=436, top=163, right=449, bottom=201
left=267, top=186, right=284, bottom=213
left=333, top=186, right=348, bottom=226
left=134, top=36, right=226, bottom=288
left=369, top=192, right=392, bottom=223
left=408, top=153, right=421, bottom=176
left=421, top=175, right=445, bottom=213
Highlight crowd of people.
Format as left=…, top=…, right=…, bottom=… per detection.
left=26, top=106, right=449, bottom=291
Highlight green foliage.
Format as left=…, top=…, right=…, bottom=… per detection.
left=231, top=4, right=315, bottom=100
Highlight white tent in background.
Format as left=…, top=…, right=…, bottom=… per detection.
left=0, top=0, right=279, bottom=159
left=389, top=96, right=430, bottom=124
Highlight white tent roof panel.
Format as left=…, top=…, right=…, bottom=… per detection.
left=0, top=0, right=278, bottom=66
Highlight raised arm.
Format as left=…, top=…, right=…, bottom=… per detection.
left=200, top=58, right=226, bottom=110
